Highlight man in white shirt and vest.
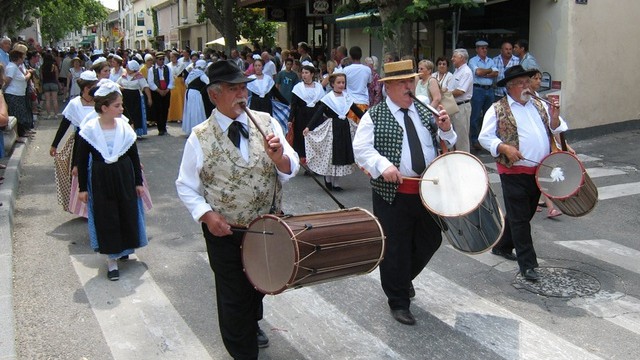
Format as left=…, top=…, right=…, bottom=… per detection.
left=353, top=60, right=456, bottom=326
left=147, top=53, right=174, bottom=135
left=176, top=60, right=299, bottom=359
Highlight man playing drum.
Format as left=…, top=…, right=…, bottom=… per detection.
left=478, top=65, right=567, bottom=281
left=353, top=60, right=457, bottom=325
left=175, top=60, right=299, bottom=359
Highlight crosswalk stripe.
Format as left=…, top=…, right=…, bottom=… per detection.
left=71, top=254, right=216, bottom=360
left=568, top=291, right=640, bottom=336
left=197, top=253, right=407, bottom=359
left=556, top=240, right=640, bottom=275
left=445, top=244, right=544, bottom=272
left=408, top=270, right=603, bottom=359
left=597, top=182, right=640, bottom=200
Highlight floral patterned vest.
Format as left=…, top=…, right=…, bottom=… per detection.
left=494, top=97, right=554, bottom=167
left=193, top=110, right=282, bottom=227
left=369, top=101, right=438, bottom=204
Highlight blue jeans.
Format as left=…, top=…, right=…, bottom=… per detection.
left=470, top=86, right=495, bottom=144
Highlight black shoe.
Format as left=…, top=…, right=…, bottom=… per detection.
left=107, top=269, right=119, bottom=281
left=521, top=268, right=540, bottom=281
left=257, top=327, right=269, bottom=348
left=409, top=283, right=415, bottom=298
left=119, top=255, right=129, bottom=261
left=158, top=131, right=167, bottom=136
left=391, top=309, right=416, bottom=325
left=332, top=186, right=344, bottom=192
left=324, top=181, right=333, bottom=190
left=491, top=248, right=517, bottom=261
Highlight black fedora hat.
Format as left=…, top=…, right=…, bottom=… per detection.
left=206, top=60, right=254, bottom=85
left=497, top=65, right=539, bottom=87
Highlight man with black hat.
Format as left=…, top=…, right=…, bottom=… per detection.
left=479, top=65, right=567, bottom=281
left=175, top=60, right=299, bottom=359
left=353, top=60, right=456, bottom=326
left=147, top=53, right=174, bottom=135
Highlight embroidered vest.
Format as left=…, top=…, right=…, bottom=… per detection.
left=370, top=101, right=438, bottom=204
left=193, top=110, right=282, bottom=227
left=153, top=66, right=170, bottom=90
left=493, top=97, right=554, bottom=167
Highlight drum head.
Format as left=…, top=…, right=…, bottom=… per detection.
left=242, top=215, right=296, bottom=295
left=420, top=152, right=489, bottom=217
left=536, top=152, right=584, bottom=199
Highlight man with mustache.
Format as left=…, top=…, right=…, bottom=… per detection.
left=478, top=65, right=567, bottom=281
left=175, top=60, right=299, bottom=359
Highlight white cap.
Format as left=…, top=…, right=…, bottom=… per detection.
left=92, top=49, right=104, bottom=55
left=195, top=59, right=207, bottom=69
left=92, top=57, right=107, bottom=66
left=127, top=60, right=140, bottom=71
left=94, top=79, right=122, bottom=97
left=252, top=54, right=261, bottom=60
left=301, top=60, right=314, bottom=68
left=80, top=70, right=98, bottom=81
left=144, top=53, right=154, bottom=62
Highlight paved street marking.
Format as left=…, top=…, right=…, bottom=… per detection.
left=198, top=253, right=407, bottom=360
left=71, top=254, right=215, bottom=360
left=577, top=154, right=601, bottom=163
left=556, top=240, right=640, bottom=275
left=409, top=270, right=603, bottom=360
left=569, top=291, right=640, bottom=336
left=597, top=182, right=640, bottom=200
left=444, top=244, right=548, bottom=273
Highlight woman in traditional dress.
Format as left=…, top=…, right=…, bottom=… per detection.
left=247, top=58, right=289, bottom=115
left=167, top=51, right=186, bottom=123
left=50, top=71, right=99, bottom=215
left=108, top=54, right=126, bottom=83
left=76, top=80, right=147, bottom=281
left=91, top=57, right=111, bottom=80
left=288, top=63, right=324, bottom=167
left=117, top=60, right=152, bottom=138
left=181, top=59, right=210, bottom=136
left=303, top=73, right=364, bottom=191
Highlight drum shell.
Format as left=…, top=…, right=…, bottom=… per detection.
left=536, top=151, right=598, bottom=217
left=418, top=151, right=504, bottom=254
left=241, top=208, right=385, bottom=295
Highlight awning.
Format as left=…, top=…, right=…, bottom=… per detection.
left=205, top=36, right=251, bottom=46
left=335, top=10, right=381, bottom=29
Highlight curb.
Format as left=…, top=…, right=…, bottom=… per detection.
left=0, top=141, right=27, bottom=360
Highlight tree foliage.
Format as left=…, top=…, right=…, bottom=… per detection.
left=337, top=0, right=479, bottom=57
left=199, top=0, right=279, bottom=54
left=0, top=0, right=108, bottom=45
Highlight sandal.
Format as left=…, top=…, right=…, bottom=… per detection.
left=537, top=202, right=547, bottom=208
left=536, top=206, right=543, bottom=212
left=547, top=208, right=562, bottom=218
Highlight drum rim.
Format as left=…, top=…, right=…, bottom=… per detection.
left=535, top=151, right=587, bottom=200
left=241, top=213, right=298, bottom=295
left=419, top=151, right=490, bottom=217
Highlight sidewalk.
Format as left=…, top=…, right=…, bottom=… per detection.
left=0, top=137, right=28, bottom=360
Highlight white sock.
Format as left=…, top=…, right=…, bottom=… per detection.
left=107, top=258, right=118, bottom=272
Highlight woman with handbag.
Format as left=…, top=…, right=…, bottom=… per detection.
left=415, top=60, right=441, bottom=108
left=432, top=57, right=454, bottom=91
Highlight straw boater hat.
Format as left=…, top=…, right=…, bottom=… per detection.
left=496, top=65, right=539, bottom=87
left=379, top=60, right=418, bottom=82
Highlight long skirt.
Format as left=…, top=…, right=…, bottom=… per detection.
left=168, top=77, right=186, bottom=122
left=53, top=135, right=74, bottom=212
left=304, top=118, right=357, bottom=177
left=181, top=89, right=206, bottom=136
left=5, top=93, right=31, bottom=136
left=122, top=89, right=146, bottom=135
left=87, top=156, right=148, bottom=258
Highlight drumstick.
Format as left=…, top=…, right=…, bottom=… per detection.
left=522, top=158, right=565, bottom=182
left=402, top=177, right=439, bottom=185
left=231, top=227, right=274, bottom=235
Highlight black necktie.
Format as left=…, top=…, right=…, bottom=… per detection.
left=228, top=121, right=249, bottom=148
left=401, top=108, right=426, bottom=174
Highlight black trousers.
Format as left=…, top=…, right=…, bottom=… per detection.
left=493, top=173, right=541, bottom=272
left=372, top=191, right=442, bottom=310
left=151, top=90, right=171, bottom=133
left=202, top=224, right=264, bottom=360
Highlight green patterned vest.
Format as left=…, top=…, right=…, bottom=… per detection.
left=493, top=97, right=553, bottom=167
left=370, top=101, right=437, bottom=204
left=193, top=110, right=282, bottom=227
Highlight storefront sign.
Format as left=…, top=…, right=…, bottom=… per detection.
left=266, top=7, right=287, bottom=22
left=306, top=0, right=332, bottom=17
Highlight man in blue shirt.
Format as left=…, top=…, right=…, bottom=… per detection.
left=468, top=40, right=498, bottom=150
left=493, top=40, right=520, bottom=100
left=0, top=36, right=11, bottom=66
left=275, top=57, right=299, bottom=103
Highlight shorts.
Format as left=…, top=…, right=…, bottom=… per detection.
left=43, top=82, right=59, bottom=92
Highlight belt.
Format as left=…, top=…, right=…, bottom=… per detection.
left=474, top=84, right=492, bottom=90
left=456, top=100, right=471, bottom=105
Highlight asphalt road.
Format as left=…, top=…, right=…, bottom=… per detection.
left=9, top=117, right=640, bottom=359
